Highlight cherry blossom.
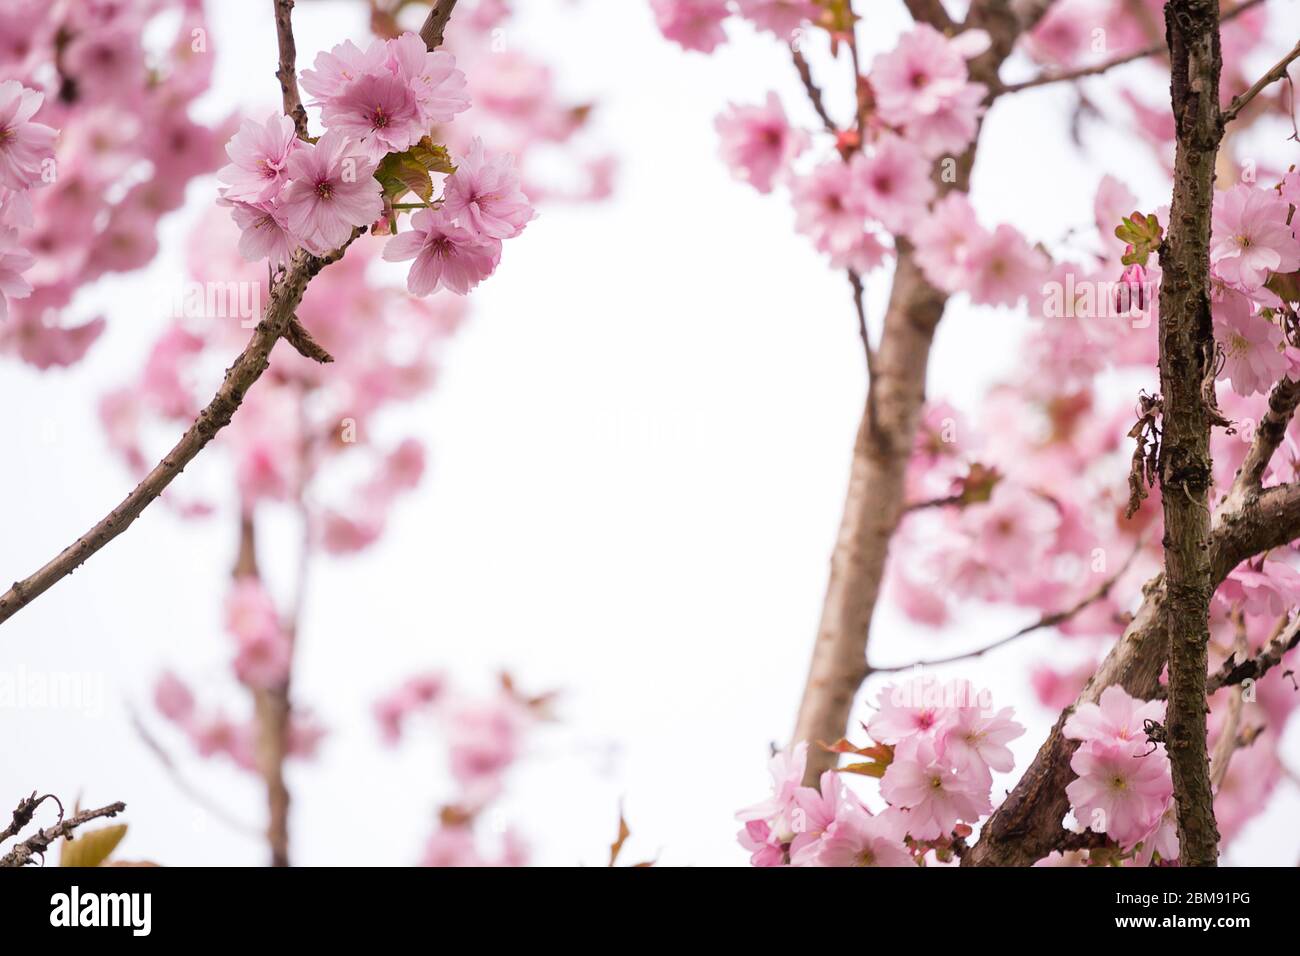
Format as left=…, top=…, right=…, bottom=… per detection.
left=1210, top=183, right=1300, bottom=291
left=382, top=208, right=502, bottom=296
left=280, top=130, right=384, bottom=254
left=715, top=93, right=807, bottom=194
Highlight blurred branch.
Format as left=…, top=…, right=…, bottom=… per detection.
left=867, top=539, right=1141, bottom=676
left=129, top=709, right=261, bottom=838
left=994, top=0, right=1264, bottom=97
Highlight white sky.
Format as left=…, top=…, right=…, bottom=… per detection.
left=2, top=0, right=1298, bottom=866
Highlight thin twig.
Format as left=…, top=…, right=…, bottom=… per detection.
left=273, top=0, right=310, bottom=139
left=1222, top=37, right=1300, bottom=125
left=868, top=539, right=1143, bottom=676
left=129, top=709, right=260, bottom=838
left=0, top=800, right=126, bottom=867
left=791, top=47, right=836, bottom=135
left=995, top=0, right=1265, bottom=96
left=0, top=240, right=356, bottom=629
left=1, top=792, right=56, bottom=846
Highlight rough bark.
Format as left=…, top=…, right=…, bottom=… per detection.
left=1157, top=0, right=1224, bottom=867
left=965, top=478, right=1300, bottom=864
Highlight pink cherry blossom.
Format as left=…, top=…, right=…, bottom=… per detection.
left=299, top=39, right=387, bottom=101
left=871, top=25, right=974, bottom=126
left=911, top=192, right=982, bottom=290
left=382, top=208, right=502, bottom=296
left=650, top=0, right=730, bottom=53
left=733, top=0, right=817, bottom=39
left=384, top=33, right=470, bottom=126
left=226, top=199, right=297, bottom=268
left=1210, top=183, right=1300, bottom=290
left=850, top=135, right=935, bottom=234
left=963, top=223, right=1050, bottom=307
left=1066, top=739, right=1173, bottom=848
left=441, top=138, right=535, bottom=240
left=225, top=577, right=290, bottom=689
left=0, top=81, right=56, bottom=190
left=279, top=130, right=383, bottom=255
left=715, top=92, right=807, bottom=194
left=217, top=114, right=301, bottom=204
left=1216, top=559, right=1300, bottom=617
left=1212, top=284, right=1287, bottom=397
left=0, top=226, right=34, bottom=320
left=788, top=769, right=867, bottom=864
left=880, top=735, right=992, bottom=840
left=154, top=671, right=196, bottom=725
left=792, top=160, right=868, bottom=265
left=736, top=741, right=807, bottom=836
left=1062, top=684, right=1164, bottom=748
left=320, top=70, right=425, bottom=161
left=867, top=676, right=953, bottom=744
left=937, top=696, right=1025, bottom=784
left=812, top=806, right=915, bottom=867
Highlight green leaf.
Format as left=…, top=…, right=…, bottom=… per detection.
left=60, top=824, right=127, bottom=868
left=1115, top=211, right=1164, bottom=267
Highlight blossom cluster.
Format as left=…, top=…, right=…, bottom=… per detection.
left=0, top=0, right=221, bottom=368
left=1207, top=181, right=1300, bottom=398
left=219, top=31, right=533, bottom=297
left=1061, top=685, right=1176, bottom=863
left=374, top=672, right=550, bottom=867
left=706, top=22, right=1055, bottom=305
left=0, top=81, right=56, bottom=320
left=738, top=677, right=1024, bottom=865
left=153, top=668, right=325, bottom=772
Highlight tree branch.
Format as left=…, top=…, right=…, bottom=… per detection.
left=1222, top=376, right=1300, bottom=510
left=902, top=0, right=955, bottom=32
left=1158, top=0, right=1225, bottom=868
left=273, top=0, right=310, bottom=139
left=789, top=0, right=1026, bottom=785
left=1221, top=36, right=1300, bottom=124
left=868, top=539, right=1141, bottom=675
left=0, top=0, right=463, bottom=630
left=994, top=0, right=1263, bottom=96
left=964, top=479, right=1300, bottom=865
left=0, top=798, right=126, bottom=867
left=419, top=0, right=461, bottom=51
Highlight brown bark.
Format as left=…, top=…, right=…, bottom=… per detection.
left=233, top=512, right=293, bottom=867
left=1157, top=0, right=1224, bottom=867
left=791, top=0, right=1026, bottom=784
left=965, top=478, right=1300, bottom=864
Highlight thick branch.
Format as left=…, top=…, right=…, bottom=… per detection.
left=1158, top=0, right=1224, bottom=868
left=789, top=0, right=1025, bottom=785
left=965, top=481, right=1300, bottom=866
left=0, top=799, right=126, bottom=867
